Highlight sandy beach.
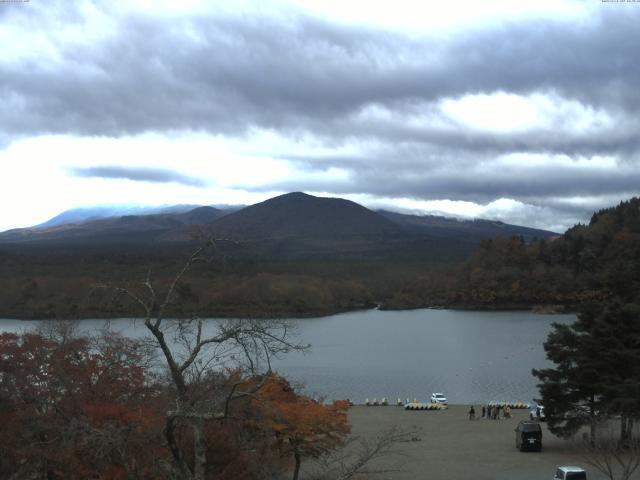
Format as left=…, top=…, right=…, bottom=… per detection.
left=345, top=405, right=636, bottom=480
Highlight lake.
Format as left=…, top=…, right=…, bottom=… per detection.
left=0, top=309, right=574, bottom=405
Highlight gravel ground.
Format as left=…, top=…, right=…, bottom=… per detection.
left=345, top=405, right=637, bottom=480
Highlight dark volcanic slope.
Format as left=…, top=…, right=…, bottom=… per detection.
left=0, top=193, right=557, bottom=262
left=210, top=192, right=402, bottom=239
left=0, top=206, right=227, bottom=244
left=37, top=204, right=200, bottom=228
left=378, top=210, right=557, bottom=242
left=179, top=206, right=226, bottom=225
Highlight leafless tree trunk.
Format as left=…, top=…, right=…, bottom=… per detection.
left=292, top=451, right=302, bottom=480
left=620, top=415, right=635, bottom=448
left=580, top=420, right=640, bottom=480
left=589, top=393, right=597, bottom=446
left=100, top=241, right=307, bottom=480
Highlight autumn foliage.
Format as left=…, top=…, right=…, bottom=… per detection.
left=0, top=331, right=351, bottom=480
left=253, top=376, right=351, bottom=479
left=0, top=331, right=164, bottom=479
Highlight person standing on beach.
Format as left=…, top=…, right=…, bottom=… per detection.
left=469, top=405, right=475, bottom=420
left=481, top=405, right=486, bottom=418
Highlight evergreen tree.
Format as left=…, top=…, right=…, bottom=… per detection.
left=533, top=300, right=640, bottom=443
left=533, top=318, right=603, bottom=441
left=582, top=302, right=640, bottom=445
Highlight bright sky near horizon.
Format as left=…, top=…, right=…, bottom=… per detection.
left=1, top=0, right=639, bottom=233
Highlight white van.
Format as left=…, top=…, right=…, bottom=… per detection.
left=430, top=393, right=447, bottom=404
left=553, top=466, right=586, bottom=480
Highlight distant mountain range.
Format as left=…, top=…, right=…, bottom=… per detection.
left=0, top=192, right=557, bottom=258
left=1, top=195, right=635, bottom=320
left=1, top=206, right=231, bottom=244
left=36, top=204, right=203, bottom=228
left=376, top=210, right=555, bottom=243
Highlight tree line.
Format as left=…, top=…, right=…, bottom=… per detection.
left=0, top=242, right=406, bottom=480
left=528, top=199, right=640, bottom=480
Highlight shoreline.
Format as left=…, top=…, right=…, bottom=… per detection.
left=1, top=303, right=574, bottom=322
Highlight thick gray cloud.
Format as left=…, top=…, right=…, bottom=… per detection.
left=250, top=164, right=640, bottom=203
left=70, top=166, right=207, bottom=187
left=2, top=1, right=639, bottom=231
left=2, top=4, right=639, bottom=142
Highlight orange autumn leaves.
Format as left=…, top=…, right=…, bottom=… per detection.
left=0, top=332, right=352, bottom=479
left=0, top=332, right=164, bottom=480
left=252, top=375, right=351, bottom=472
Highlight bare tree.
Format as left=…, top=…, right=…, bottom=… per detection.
left=579, top=421, right=640, bottom=480
left=307, top=426, right=416, bottom=480
left=100, top=241, right=307, bottom=480
left=35, top=319, right=79, bottom=345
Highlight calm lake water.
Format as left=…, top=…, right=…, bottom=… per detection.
left=0, top=309, right=574, bottom=405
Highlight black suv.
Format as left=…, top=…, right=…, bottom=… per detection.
left=515, top=420, right=542, bottom=451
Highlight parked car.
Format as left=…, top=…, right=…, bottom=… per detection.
left=553, top=466, right=587, bottom=479
left=515, top=420, right=542, bottom=451
left=530, top=404, right=545, bottom=421
left=430, top=393, right=447, bottom=404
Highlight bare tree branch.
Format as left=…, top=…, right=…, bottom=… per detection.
left=579, top=421, right=640, bottom=480
left=307, top=426, right=416, bottom=480
left=97, top=239, right=308, bottom=480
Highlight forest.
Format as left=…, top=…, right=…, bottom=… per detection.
left=2, top=199, right=640, bottom=479
left=0, top=326, right=358, bottom=479
left=373, top=198, right=638, bottom=311
left=1, top=197, right=639, bottom=319
left=0, top=247, right=405, bottom=480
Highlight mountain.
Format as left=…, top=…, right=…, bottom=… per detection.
left=378, top=210, right=557, bottom=242
left=0, top=192, right=558, bottom=260
left=37, top=205, right=201, bottom=228
left=0, top=206, right=229, bottom=244
left=210, top=192, right=401, bottom=239
left=178, top=206, right=227, bottom=225
left=0, top=191, right=573, bottom=319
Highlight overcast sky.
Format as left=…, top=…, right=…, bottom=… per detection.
left=1, top=0, right=639, bottom=233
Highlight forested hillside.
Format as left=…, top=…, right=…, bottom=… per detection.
left=2, top=197, right=636, bottom=319
left=384, top=198, right=640, bottom=311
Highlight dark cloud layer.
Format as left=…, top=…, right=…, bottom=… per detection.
left=249, top=164, right=640, bottom=203
left=2, top=1, right=639, bottom=229
left=275, top=141, right=640, bottom=207
left=2, top=4, right=639, bottom=143
left=70, top=166, right=206, bottom=187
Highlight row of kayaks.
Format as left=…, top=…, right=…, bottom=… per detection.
left=404, top=402, right=448, bottom=410
left=362, top=399, right=531, bottom=409
left=364, top=398, right=446, bottom=407
left=364, top=398, right=390, bottom=406
left=487, top=402, right=531, bottom=409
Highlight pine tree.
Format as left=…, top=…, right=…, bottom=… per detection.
left=533, top=300, right=640, bottom=443
left=533, top=317, right=603, bottom=441
left=582, top=302, right=640, bottom=445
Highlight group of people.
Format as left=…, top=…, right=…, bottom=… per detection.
left=468, top=404, right=511, bottom=420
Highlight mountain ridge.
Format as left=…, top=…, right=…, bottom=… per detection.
left=0, top=192, right=557, bottom=252
left=208, top=192, right=402, bottom=240
left=0, top=196, right=633, bottom=321
left=377, top=209, right=557, bottom=243
left=36, top=204, right=203, bottom=228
